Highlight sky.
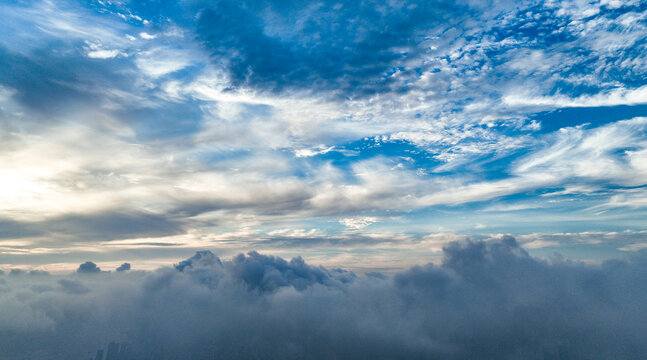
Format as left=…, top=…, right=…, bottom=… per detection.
left=1, top=0, right=647, bottom=272
left=2, top=0, right=647, bottom=358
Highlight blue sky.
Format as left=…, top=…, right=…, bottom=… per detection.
left=1, top=0, right=647, bottom=271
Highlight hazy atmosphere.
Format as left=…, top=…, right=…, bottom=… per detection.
left=1, top=0, right=647, bottom=358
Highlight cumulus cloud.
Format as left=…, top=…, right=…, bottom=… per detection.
left=77, top=261, right=101, bottom=274
left=116, top=263, right=131, bottom=272
left=1, top=239, right=647, bottom=359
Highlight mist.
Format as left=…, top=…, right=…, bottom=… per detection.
left=1, top=237, right=646, bottom=359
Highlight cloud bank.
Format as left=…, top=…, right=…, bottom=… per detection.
left=1, top=238, right=646, bottom=359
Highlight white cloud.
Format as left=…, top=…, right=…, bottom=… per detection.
left=592, top=188, right=647, bottom=210
left=619, top=243, right=647, bottom=252
left=135, top=47, right=194, bottom=78
left=339, top=217, right=378, bottom=230
left=294, top=146, right=334, bottom=158
left=513, top=117, right=647, bottom=186
left=139, top=32, right=157, bottom=39
left=87, top=49, right=124, bottom=59
left=503, top=85, right=647, bottom=109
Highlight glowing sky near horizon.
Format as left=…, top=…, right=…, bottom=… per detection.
left=1, top=0, right=647, bottom=271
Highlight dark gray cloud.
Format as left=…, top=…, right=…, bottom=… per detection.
left=8, top=269, right=25, bottom=276
left=0, top=211, right=186, bottom=243
left=77, top=261, right=101, bottom=274
left=4, top=269, right=47, bottom=277
left=45, top=211, right=186, bottom=242
left=0, top=218, right=42, bottom=239
left=174, top=249, right=221, bottom=271
left=1, top=238, right=647, bottom=359
left=116, top=263, right=131, bottom=272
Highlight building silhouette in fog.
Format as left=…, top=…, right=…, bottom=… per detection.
left=90, top=342, right=133, bottom=360
left=93, top=349, right=103, bottom=360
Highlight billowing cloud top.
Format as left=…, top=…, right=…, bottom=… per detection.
left=77, top=261, right=102, bottom=273
left=1, top=239, right=647, bottom=359
left=0, top=0, right=647, bottom=270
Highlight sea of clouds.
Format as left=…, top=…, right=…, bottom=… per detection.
left=1, top=237, right=646, bottom=359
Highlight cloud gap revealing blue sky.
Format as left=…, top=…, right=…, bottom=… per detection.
left=1, top=0, right=647, bottom=270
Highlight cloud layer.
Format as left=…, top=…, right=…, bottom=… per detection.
left=1, top=238, right=647, bottom=359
